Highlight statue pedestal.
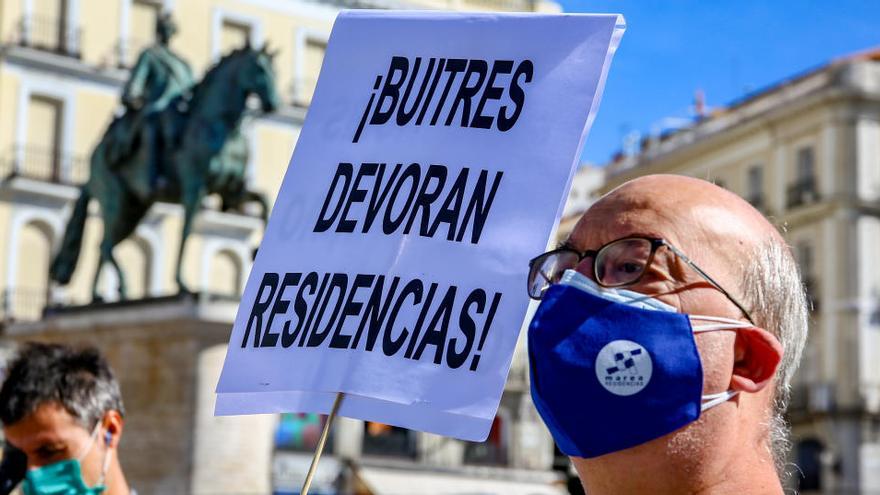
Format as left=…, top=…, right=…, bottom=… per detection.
left=4, top=294, right=275, bottom=495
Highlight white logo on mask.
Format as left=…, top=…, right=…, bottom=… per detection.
left=595, top=340, right=653, bottom=396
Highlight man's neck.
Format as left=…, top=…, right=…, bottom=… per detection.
left=105, top=462, right=131, bottom=495
left=573, top=441, right=783, bottom=495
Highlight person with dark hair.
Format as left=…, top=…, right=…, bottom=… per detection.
left=0, top=342, right=133, bottom=495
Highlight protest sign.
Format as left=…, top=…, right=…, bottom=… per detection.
left=215, top=10, right=625, bottom=442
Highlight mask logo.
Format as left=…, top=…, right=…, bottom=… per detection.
left=595, top=340, right=652, bottom=396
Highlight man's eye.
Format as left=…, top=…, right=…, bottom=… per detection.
left=616, top=261, right=644, bottom=274
left=36, top=446, right=64, bottom=460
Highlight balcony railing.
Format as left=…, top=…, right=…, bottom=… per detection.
left=0, top=146, right=266, bottom=222
left=1, top=146, right=89, bottom=186
left=788, top=381, right=834, bottom=416
left=1, top=287, right=49, bottom=323
left=15, top=15, right=82, bottom=59
left=786, top=177, right=819, bottom=209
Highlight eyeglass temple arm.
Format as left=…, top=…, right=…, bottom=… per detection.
left=663, top=242, right=755, bottom=325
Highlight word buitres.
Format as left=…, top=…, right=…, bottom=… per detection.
left=242, top=272, right=502, bottom=372
left=354, top=56, right=534, bottom=143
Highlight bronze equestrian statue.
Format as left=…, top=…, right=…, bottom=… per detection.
left=118, top=13, right=195, bottom=194
left=49, top=20, right=279, bottom=301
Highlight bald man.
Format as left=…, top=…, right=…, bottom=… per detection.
left=526, top=175, right=808, bottom=494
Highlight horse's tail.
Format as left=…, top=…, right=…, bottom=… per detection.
left=49, top=186, right=91, bottom=285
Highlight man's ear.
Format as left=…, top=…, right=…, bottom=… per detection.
left=102, top=410, right=124, bottom=449
left=730, top=327, right=783, bottom=393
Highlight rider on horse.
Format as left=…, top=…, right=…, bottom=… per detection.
left=107, top=12, right=194, bottom=198
left=50, top=40, right=278, bottom=300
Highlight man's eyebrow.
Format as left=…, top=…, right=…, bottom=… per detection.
left=556, top=239, right=576, bottom=250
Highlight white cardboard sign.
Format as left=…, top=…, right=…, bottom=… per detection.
left=215, top=11, right=624, bottom=441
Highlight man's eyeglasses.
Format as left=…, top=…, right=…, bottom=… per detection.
left=526, top=236, right=754, bottom=324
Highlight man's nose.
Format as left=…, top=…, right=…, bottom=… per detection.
left=574, top=258, right=595, bottom=281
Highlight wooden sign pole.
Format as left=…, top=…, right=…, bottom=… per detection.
left=300, top=392, right=344, bottom=495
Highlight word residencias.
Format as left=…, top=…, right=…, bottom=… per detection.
left=314, top=162, right=503, bottom=244
left=354, top=56, right=534, bottom=143
left=242, top=271, right=502, bottom=372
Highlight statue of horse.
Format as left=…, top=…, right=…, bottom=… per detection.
left=49, top=45, right=280, bottom=301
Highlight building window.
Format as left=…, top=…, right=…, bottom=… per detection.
left=21, top=0, right=79, bottom=57
left=746, top=165, right=764, bottom=210
left=787, top=146, right=818, bottom=208
left=7, top=221, right=53, bottom=321
left=362, top=422, right=416, bottom=459
left=24, top=95, right=64, bottom=182
left=303, top=39, right=326, bottom=103
left=797, top=147, right=816, bottom=183
left=796, top=241, right=820, bottom=312
left=121, top=0, right=161, bottom=67
left=221, top=19, right=251, bottom=54
left=463, top=415, right=508, bottom=466
left=293, top=33, right=328, bottom=107
left=274, top=413, right=329, bottom=452
left=211, top=10, right=262, bottom=61
left=795, top=438, right=824, bottom=492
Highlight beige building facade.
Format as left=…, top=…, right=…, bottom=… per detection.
left=0, top=1, right=567, bottom=494
left=598, top=50, right=880, bottom=494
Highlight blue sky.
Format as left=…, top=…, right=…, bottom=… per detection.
left=558, top=1, right=880, bottom=165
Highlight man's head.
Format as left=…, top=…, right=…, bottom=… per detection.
left=0, top=343, right=126, bottom=491
left=530, top=175, right=808, bottom=491
left=156, top=12, right=177, bottom=45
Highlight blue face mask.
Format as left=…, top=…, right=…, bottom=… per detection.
left=528, top=270, right=749, bottom=458
left=22, top=423, right=111, bottom=495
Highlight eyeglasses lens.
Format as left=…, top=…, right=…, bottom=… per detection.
left=595, top=238, right=652, bottom=287
left=528, top=250, right=580, bottom=299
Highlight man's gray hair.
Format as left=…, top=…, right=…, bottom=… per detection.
left=0, top=342, right=125, bottom=429
left=740, top=237, right=809, bottom=479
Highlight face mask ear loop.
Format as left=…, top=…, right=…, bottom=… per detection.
left=81, top=420, right=112, bottom=489
left=692, top=323, right=750, bottom=333
left=691, top=315, right=752, bottom=325
left=76, top=421, right=102, bottom=461
left=690, top=315, right=753, bottom=333
left=96, top=441, right=112, bottom=489
left=700, top=390, right=739, bottom=412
